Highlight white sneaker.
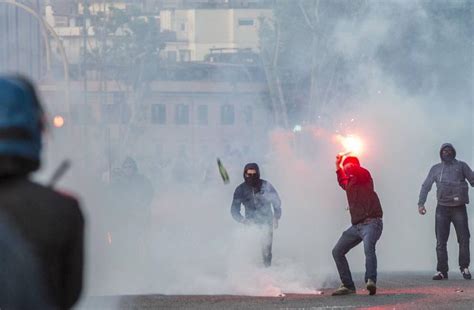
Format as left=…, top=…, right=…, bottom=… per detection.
left=461, top=268, right=471, bottom=280
left=432, top=271, right=448, bottom=280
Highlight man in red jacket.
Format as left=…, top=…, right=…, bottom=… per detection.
left=332, top=155, right=383, bottom=296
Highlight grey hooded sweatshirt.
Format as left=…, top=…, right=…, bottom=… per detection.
left=418, top=143, right=474, bottom=207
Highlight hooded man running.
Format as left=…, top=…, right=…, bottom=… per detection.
left=231, top=163, right=281, bottom=267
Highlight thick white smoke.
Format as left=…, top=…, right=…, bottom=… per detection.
left=1, top=0, right=471, bottom=303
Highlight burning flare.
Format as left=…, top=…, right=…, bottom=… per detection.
left=336, top=134, right=364, bottom=156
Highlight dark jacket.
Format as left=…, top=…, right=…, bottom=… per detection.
left=418, top=143, right=474, bottom=207
left=0, top=76, right=84, bottom=309
left=336, top=165, right=383, bottom=225
left=231, top=180, right=281, bottom=225
left=0, top=214, right=51, bottom=309
left=0, top=159, right=84, bottom=309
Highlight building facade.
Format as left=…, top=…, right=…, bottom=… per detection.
left=160, top=7, right=271, bottom=61
left=39, top=65, right=271, bottom=176
left=43, top=0, right=272, bottom=65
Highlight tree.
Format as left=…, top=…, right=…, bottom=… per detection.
left=87, top=5, right=166, bottom=88
left=260, top=0, right=472, bottom=128
left=259, top=0, right=368, bottom=128
left=85, top=4, right=167, bottom=161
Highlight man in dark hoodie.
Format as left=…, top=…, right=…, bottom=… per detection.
left=332, top=155, right=383, bottom=296
left=231, top=163, right=281, bottom=267
left=0, top=76, right=84, bottom=309
left=418, top=143, right=474, bottom=280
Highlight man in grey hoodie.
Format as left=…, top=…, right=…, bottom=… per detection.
left=418, top=143, right=474, bottom=280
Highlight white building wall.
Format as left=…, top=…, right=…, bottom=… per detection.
left=51, top=7, right=272, bottom=64
left=160, top=8, right=272, bottom=61
left=232, top=9, right=268, bottom=46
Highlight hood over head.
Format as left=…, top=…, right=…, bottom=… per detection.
left=243, top=162, right=261, bottom=188
left=440, top=143, right=456, bottom=163
left=342, top=156, right=360, bottom=167
left=122, top=156, right=138, bottom=174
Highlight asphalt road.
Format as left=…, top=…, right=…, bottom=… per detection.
left=79, top=272, right=474, bottom=309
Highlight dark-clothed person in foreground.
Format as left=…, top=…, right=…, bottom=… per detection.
left=0, top=76, right=84, bottom=309
left=332, top=155, right=383, bottom=296
left=231, top=163, right=281, bottom=267
left=0, top=215, right=50, bottom=309
left=418, top=143, right=474, bottom=280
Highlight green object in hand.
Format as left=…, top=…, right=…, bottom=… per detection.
left=217, top=158, right=230, bottom=184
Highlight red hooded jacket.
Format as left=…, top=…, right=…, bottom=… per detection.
left=336, top=165, right=383, bottom=225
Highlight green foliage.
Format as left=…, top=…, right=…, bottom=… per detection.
left=87, top=5, right=165, bottom=85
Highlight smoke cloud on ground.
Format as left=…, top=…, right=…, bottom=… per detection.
left=0, top=0, right=472, bottom=302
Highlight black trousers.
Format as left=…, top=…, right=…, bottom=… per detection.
left=435, top=205, right=470, bottom=273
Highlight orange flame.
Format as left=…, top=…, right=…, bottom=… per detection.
left=53, top=115, right=65, bottom=128
left=336, top=134, right=364, bottom=156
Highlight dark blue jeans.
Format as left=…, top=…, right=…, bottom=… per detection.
left=250, top=222, right=273, bottom=267
left=332, top=218, right=383, bottom=289
left=435, top=205, right=470, bottom=273
left=261, top=224, right=273, bottom=267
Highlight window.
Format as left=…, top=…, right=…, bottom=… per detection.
left=180, top=23, right=186, bottom=31
left=71, top=104, right=93, bottom=124
left=238, top=19, right=254, bottom=26
left=54, top=16, right=69, bottom=27
left=86, top=93, right=102, bottom=105
left=151, top=104, right=166, bottom=124
left=179, top=50, right=191, bottom=62
left=175, top=104, right=189, bottom=125
left=101, top=103, right=130, bottom=124
left=197, top=105, right=208, bottom=125
left=243, top=105, right=253, bottom=125
left=113, top=92, right=126, bottom=105
left=76, top=16, right=84, bottom=27
left=167, top=50, right=177, bottom=62
left=220, top=104, right=235, bottom=125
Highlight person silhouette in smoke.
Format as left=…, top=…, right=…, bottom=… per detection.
left=332, top=155, right=383, bottom=296
left=120, top=157, right=154, bottom=218
left=418, top=143, right=474, bottom=280
left=106, top=156, right=154, bottom=282
left=231, top=163, right=281, bottom=267
left=0, top=76, right=84, bottom=309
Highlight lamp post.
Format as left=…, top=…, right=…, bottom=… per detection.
left=0, top=0, right=71, bottom=118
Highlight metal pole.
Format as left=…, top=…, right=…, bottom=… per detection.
left=5, top=4, right=10, bottom=72
left=36, top=0, right=40, bottom=79
left=0, top=4, right=5, bottom=70
left=0, top=0, right=52, bottom=74
left=83, top=0, right=88, bottom=105
left=14, top=4, right=18, bottom=72
left=0, top=0, right=70, bottom=123
left=28, top=6, right=33, bottom=77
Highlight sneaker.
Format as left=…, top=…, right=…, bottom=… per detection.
left=331, top=284, right=356, bottom=296
left=432, top=271, right=448, bottom=280
left=461, top=268, right=471, bottom=280
left=366, top=279, right=376, bottom=295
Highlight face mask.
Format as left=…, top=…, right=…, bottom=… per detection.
left=441, top=150, right=455, bottom=162
left=244, top=172, right=260, bottom=187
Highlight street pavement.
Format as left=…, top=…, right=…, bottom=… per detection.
left=79, top=272, right=474, bottom=309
